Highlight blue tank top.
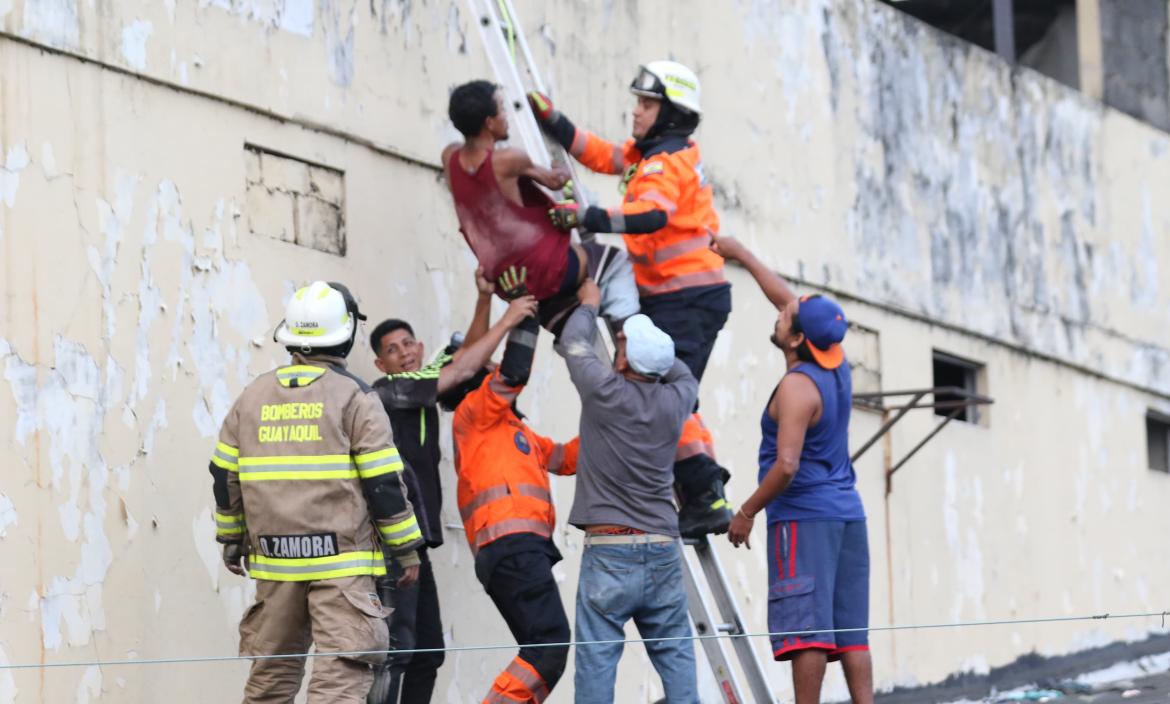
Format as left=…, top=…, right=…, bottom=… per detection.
left=758, top=361, right=865, bottom=523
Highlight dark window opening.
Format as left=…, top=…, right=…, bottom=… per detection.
left=932, top=350, right=983, bottom=424
left=881, top=1, right=1079, bottom=86
left=1148, top=412, right=1170, bottom=473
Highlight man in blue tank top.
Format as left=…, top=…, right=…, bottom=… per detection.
left=715, top=236, right=873, bottom=704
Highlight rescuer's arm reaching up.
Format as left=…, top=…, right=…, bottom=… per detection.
left=710, top=235, right=797, bottom=312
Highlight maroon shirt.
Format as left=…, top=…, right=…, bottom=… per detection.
left=446, top=149, right=570, bottom=300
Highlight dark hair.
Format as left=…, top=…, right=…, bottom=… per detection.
left=795, top=340, right=816, bottom=364
left=449, top=80, right=499, bottom=137
left=369, top=319, right=415, bottom=356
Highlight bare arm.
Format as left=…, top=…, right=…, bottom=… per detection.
left=494, top=148, right=569, bottom=191
left=437, top=295, right=537, bottom=395
left=460, top=269, right=495, bottom=348
left=728, top=373, right=820, bottom=549
left=711, top=235, right=797, bottom=311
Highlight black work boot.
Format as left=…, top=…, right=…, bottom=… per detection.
left=677, top=479, right=733, bottom=538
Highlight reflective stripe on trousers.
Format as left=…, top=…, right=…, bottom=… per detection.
left=482, top=656, right=550, bottom=703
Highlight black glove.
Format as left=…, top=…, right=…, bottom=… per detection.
left=223, top=543, right=245, bottom=575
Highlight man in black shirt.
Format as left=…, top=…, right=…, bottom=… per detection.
left=369, top=271, right=536, bottom=703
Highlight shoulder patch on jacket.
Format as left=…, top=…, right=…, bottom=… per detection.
left=514, top=430, right=531, bottom=455
left=641, top=161, right=665, bottom=176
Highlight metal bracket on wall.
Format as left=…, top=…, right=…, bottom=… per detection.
left=851, top=387, right=994, bottom=494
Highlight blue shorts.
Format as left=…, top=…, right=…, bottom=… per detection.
left=766, top=520, right=870, bottom=661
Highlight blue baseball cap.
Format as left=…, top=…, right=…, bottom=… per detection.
left=796, top=295, right=847, bottom=369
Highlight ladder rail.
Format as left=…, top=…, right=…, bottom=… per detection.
left=466, top=0, right=547, bottom=163
left=466, top=0, right=591, bottom=208
left=498, top=0, right=547, bottom=94
left=495, top=0, right=591, bottom=206
left=682, top=540, right=751, bottom=704
left=692, top=537, right=776, bottom=702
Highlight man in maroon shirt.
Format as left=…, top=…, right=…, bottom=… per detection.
left=442, top=80, right=640, bottom=332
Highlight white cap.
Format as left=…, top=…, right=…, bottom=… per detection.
left=623, top=314, right=675, bottom=378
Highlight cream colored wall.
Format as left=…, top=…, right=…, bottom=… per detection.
left=0, top=0, right=1168, bottom=702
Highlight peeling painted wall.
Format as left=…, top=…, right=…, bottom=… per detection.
left=1, top=0, right=1169, bottom=702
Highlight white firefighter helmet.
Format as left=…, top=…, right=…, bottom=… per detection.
left=274, top=281, right=357, bottom=348
left=629, top=60, right=702, bottom=115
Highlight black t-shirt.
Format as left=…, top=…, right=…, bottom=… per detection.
left=372, top=354, right=450, bottom=548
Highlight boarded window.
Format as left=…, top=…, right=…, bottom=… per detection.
left=244, top=145, right=345, bottom=255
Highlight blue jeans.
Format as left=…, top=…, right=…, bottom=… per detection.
left=573, top=542, right=698, bottom=704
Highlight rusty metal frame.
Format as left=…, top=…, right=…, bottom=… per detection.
left=851, top=387, right=994, bottom=493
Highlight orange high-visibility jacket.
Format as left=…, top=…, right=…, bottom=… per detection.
left=569, top=131, right=726, bottom=297
left=452, top=371, right=578, bottom=554
left=676, top=412, right=717, bottom=463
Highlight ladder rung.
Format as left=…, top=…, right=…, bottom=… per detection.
left=715, top=623, right=736, bottom=633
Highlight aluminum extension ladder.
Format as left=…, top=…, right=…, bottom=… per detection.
left=463, top=0, right=588, bottom=209
left=464, top=1, right=774, bottom=701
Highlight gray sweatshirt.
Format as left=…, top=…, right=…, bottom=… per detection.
left=555, top=304, right=699, bottom=536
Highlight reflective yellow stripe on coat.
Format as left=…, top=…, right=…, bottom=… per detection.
left=210, top=442, right=239, bottom=471
left=214, top=511, right=246, bottom=537
left=379, top=515, right=423, bottom=547
left=354, top=447, right=404, bottom=479
left=237, top=454, right=357, bottom=481
left=248, top=551, right=387, bottom=581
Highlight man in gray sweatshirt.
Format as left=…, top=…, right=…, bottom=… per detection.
left=555, top=279, right=699, bottom=704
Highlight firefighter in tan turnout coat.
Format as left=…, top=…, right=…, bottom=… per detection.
left=209, top=281, right=424, bottom=703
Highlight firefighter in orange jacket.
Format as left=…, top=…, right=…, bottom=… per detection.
left=529, top=60, right=732, bottom=536
left=447, top=314, right=578, bottom=704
